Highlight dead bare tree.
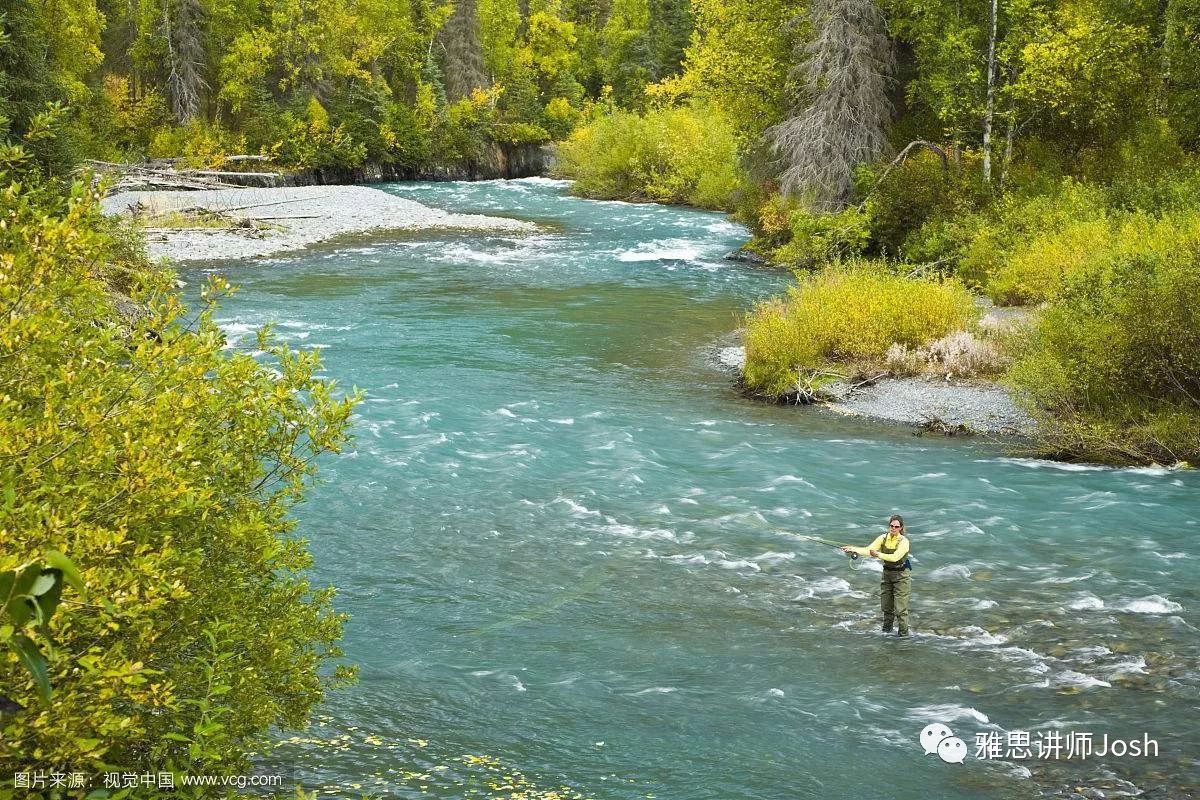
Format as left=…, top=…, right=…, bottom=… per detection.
left=163, top=0, right=209, bottom=123
left=437, top=0, right=488, bottom=101
left=768, top=0, right=895, bottom=210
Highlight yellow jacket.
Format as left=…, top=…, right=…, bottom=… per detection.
left=849, top=532, right=909, bottom=563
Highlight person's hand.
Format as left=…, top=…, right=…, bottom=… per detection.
left=841, top=546, right=853, bottom=554
left=869, top=549, right=879, bottom=557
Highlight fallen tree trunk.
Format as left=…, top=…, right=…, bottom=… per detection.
left=185, top=170, right=281, bottom=179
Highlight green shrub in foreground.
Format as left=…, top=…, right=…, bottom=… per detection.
left=743, top=267, right=978, bottom=397
left=1010, top=214, right=1200, bottom=464
left=555, top=103, right=744, bottom=209
left=0, top=150, right=358, bottom=792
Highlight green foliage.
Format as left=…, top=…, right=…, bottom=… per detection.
left=862, top=150, right=992, bottom=259
left=148, top=120, right=249, bottom=168
left=555, top=102, right=743, bottom=209
left=948, top=180, right=1109, bottom=300
left=1010, top=213, right=1200, bottom=464
left=0, top=553, right=84, bottom=703
left=772, top=206, right=872, bottom=267
left=0, top=137, right=359, bottom=783
left=431, top=88, right=500, bottom=164
left=267, top=99, right=369, bottom=170
left=652, top=0, right=794, bottom=139
left=742, top=266, right=978, bottom=397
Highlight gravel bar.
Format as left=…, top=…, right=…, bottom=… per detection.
left=102, top=185, right=537, bottom=262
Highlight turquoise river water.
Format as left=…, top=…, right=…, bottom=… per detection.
left=193, top=179, right=1199, bottom=800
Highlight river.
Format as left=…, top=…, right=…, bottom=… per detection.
left=194, top=179, right=1198, bottom=800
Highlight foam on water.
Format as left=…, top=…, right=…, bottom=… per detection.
left=908, top=704, right=991, bottom=724
left=1117, top=595, right=1183, bottom=614
left=1054, top=670, right=1111, bottom=689
left=616, top=238, right=708, bottom=262
left=1067, top=594, right=1105, bottom=610
left=927, top=564, right=973, bottom=580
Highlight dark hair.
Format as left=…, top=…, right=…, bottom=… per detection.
left=889, top=514, right=905, bottom=534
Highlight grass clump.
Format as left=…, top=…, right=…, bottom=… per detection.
left=555, top=102, right=744, bottom=210
left=742, top=266, right=978, bottom=397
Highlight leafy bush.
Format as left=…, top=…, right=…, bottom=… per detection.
left=542, top=96, right=581, bottom=139
left=555, top=102, right=744, bottom=209
left=948, top=181, right=1111, bottom=302
left=148, top=120, right=249, bottom=168
left=267, top=98, right=367, bottom=170
left=772, top=206, right=871, bottom=267
left=379, top=100, right=433, bottom=166
left=742, top=266, right=978, bottom=397
left=72, top=75, right=171, bottom=161
left=0, top=139, right=358, bottom=785
left=490, top=120, right=552, bottom=145
left=1010, top=213, right=1200, bottom=464
left=862, top=149, right=991, bottom=258
left=431, top=88, right=500, bottom=165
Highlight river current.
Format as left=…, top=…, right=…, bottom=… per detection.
left=194, top=179, right=1198, bottom=799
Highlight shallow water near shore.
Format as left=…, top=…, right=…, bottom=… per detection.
left=193, top=179, right=1199, bottom=799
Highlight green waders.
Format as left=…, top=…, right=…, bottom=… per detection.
left=881, top=567, right=911, bottom=635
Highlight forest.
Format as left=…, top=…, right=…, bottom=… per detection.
left=2, top=0, right=1199, bottom=796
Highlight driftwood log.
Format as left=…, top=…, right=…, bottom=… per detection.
left=82, top=159, right=283, bottom=194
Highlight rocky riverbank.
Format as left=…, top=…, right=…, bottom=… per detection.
left=715, top=345, right=1035, bottom=436
left=102, top=185, right=537, bottom=262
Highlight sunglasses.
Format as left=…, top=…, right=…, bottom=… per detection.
left=889, top=523, right=902, bottom=529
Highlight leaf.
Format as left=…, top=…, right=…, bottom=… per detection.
left=3, top=565, right=41, bottom=627
left=32, top=575, right=64, bottom=625
left=45, top=550, right=85, bottom=594
left=29, top=571, right=57, bottom=597
left=0, top=570, right=13, bottom=606
left=10, top=634, right=51, bottom=701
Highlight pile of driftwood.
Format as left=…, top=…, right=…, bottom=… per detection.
left=84, top=156, right=282, bottom=193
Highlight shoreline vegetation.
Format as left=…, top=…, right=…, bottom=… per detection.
left=546, top=2, right=1200, bottom=469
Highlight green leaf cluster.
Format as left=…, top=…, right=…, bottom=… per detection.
left=555, top=102, right=744, bottom=209
left=0, top=130, right=359, bottom=789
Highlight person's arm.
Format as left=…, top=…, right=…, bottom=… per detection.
left=875, top=536, right=910, bottom=563
left=844, top=534, right=884, bottom=557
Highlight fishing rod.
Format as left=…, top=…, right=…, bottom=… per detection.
left=782, top=532, right=864, bottom=568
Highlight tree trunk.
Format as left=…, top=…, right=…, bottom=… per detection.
left=768, top=0, right=895, bottom=210
left=982, top=0, right=998, bottom=184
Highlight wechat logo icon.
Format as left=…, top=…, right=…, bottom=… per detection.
left=920, top=723, right=967, bottom=764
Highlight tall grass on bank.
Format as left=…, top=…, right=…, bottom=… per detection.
left=743, top=267, right=978, bottom=397
left=554, top=103, right=744, bottom=210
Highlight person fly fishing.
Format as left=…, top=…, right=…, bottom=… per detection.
left=843, top=515, right=912, bottom=636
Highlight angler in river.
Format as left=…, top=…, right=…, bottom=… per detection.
left=843, top=515, right=913, bottom=636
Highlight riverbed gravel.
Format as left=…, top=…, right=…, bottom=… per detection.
left=102, top=185, right=536, bottom=262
